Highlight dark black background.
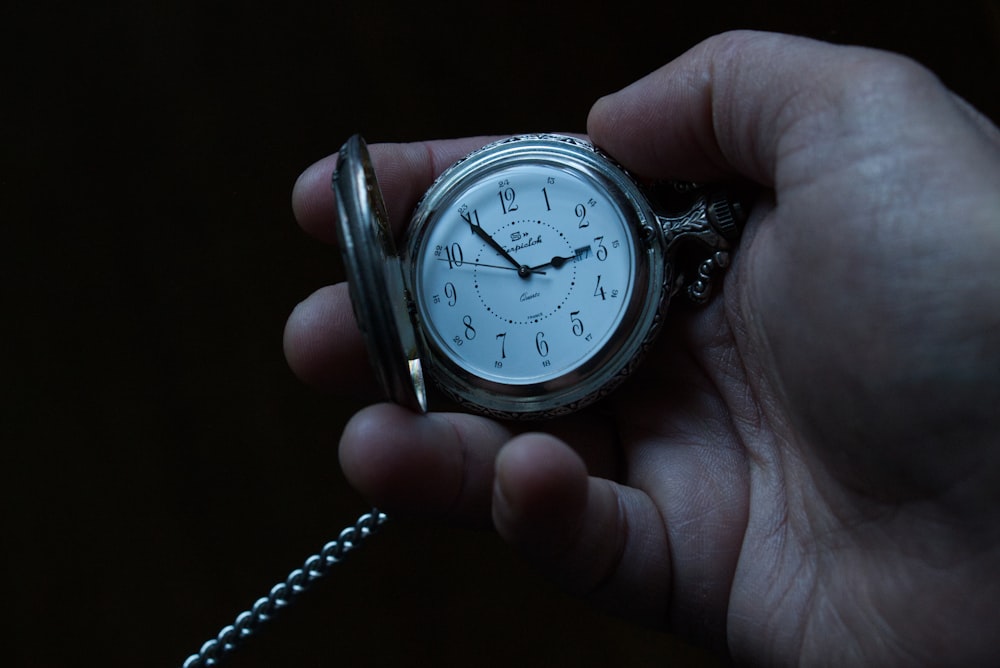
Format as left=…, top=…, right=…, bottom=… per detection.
left=4, top=2, right=998, bottom=666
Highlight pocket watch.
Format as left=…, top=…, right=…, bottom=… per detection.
left=333, top=134, right=744, bottom=419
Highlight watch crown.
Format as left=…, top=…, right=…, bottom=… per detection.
left=706, top=192, right=744, bottom=244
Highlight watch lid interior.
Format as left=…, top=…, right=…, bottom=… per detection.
left=331, top=134, right=427, bottom=413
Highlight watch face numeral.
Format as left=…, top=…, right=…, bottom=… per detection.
left=444, top=281, right=457, bottom=306
left=594, top=275, right=606, bottom=300
left=594, top=236, right=608, bottom=261
left=575, top=203, right=589, bottom=228
left=459, top=207, right=481, bottom=234
left=496, top=331, right=507, bottom=359
left=498, top=186, right=518, bottom=215
left=570, top=311, right=584, bottom=337
left=535, top=331, right=549, bottom=357
left=463, top=315, right=477, bottom=340
left=541, top=186, right=551, bottom=211
left=444, top=243, right=464, bottom=268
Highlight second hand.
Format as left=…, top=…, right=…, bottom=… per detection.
left=435, top=257, right=546, bottom=275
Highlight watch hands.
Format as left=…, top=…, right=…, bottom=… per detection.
left=469, top=223, right=534, bottom=278
left=435, top=257, right=546, bottom=275
left=441, top=234, right=590, bottom=275
left=528, top=245, right=593, bottom=271
left=528, top=255, right=576, bottom=271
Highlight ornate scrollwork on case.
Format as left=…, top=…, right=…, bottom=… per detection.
left=657, top=189, right=744, bottom=305
left=686, top=250, right=731, bottom=305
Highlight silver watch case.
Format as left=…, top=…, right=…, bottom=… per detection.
left=332, top=134, right=740, bottom=420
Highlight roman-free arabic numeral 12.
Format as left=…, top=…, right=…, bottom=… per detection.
left=499, top=187, right=518, bottom=215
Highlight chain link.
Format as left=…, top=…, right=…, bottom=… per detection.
left=181, top=510, right=388, bottom=668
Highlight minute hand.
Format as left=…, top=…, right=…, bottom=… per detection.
left=470, top=224, right=532, bottom=277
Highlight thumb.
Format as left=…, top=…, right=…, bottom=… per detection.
left=587, top=29, right=952, bottom=186
left=491, top=433, right=671, bottom=626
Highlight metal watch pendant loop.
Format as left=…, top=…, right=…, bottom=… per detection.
left=655, top=186, right=747, bottom=304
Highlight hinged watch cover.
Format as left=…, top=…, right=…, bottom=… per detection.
left=332, top=134, right=427, bottom=413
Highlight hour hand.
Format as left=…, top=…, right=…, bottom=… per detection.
left=529, top=246, right=592, bottom=271
left=470, top=223, right=534, bottom=277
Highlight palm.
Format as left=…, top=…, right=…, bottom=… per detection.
left=615, top=150, right=1000, bottom=661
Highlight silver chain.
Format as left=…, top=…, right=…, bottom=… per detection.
left=181, top=509, right=388, bottom=667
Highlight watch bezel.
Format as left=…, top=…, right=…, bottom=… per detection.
left=403, top=135, right=670, bottom=419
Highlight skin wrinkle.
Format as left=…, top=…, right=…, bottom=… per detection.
left=578, top=479, right=637, bottom=604
left=636, top=473, right=685, bottom=631
left=545, top=460, right=589, bottom=569
left=803, top=544, right=958, bottom=665
left=440, top=413, right=475, bottom=518
left=612, top=485, right=678, bottom=629
left=706, top=34, right=774, bottom=184
left=706, top=314, right=764, bottom=452
left=683, top=328, right=755, bottom=644
left=666, top=460, right=743, bottom=643
left=688, top=58, right=732, bottom=180
left=726, top=460, right=807, bottom=663
left=417, top=140, right=445, bottom=216
left=778, top=562, right=816, bottom=667
left=797, top=584, right=858, bottom=666
left=810, top=467, right=1000, bottom=568
left=732, top=502, right=805, bottom=666
left=757, top=436, right=979, bottom=664
left=644, top=492, right=676, bottom=628
left=722, top=217, right=789, bottom=473
left=379, top=143, right=427, bottom=232
left=626, top=327, right=747, bottom=640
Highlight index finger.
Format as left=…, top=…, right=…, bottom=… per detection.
left=291, top=136, right=504, bottom=245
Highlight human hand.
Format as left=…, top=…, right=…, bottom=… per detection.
left=285, top=31, right=1000, bottom=665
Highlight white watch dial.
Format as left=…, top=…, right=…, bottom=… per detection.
left=412, top=161, right=636, bottom=386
